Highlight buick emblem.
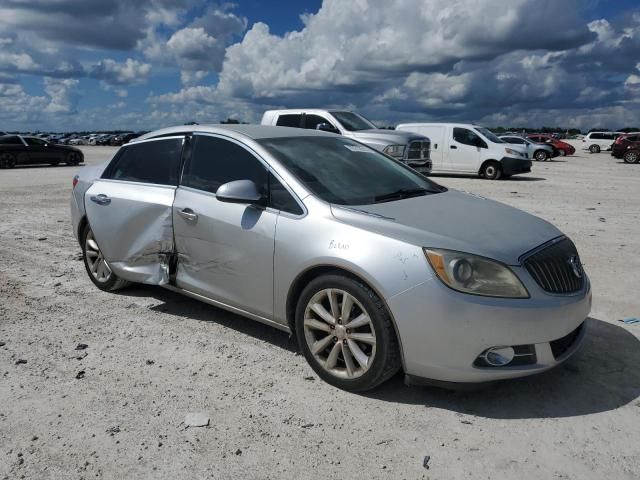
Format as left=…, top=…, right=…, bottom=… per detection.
left=568, top=255, right=583, bottom=278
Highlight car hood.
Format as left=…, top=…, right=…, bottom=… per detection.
left=349, top=129, right=428, bottom=146
left=330, top=190, right=562, bottom=265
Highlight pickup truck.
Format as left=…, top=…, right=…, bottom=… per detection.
left=261, top=109, right=432, bottom=174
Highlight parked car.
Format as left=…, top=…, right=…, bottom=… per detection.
left=396, top=123, right=530, bottom=180
left=68, top=137, right=87, bottom=146
left=70, top=124, right=590, bottom=391
left=611, top=132, right=640, bottom=163
left=109, top=133, right=138, bottom=146
left=0, top=134, right=83, bottom=168
left=526, top=134, right=576, bottom=156
left=261, top=109, right=432, bottom=175
left=499, top=135, right=556, bottom=161
left=582, top=132, right=622, bottom=153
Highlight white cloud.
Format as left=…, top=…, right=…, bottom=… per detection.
left=43, top=78, right=80, bottom=114
left=89, top=58, right=151, bottom=85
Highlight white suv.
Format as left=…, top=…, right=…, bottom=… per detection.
left=582, top=132, right=622, bottom=153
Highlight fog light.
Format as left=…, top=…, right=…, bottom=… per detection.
left=485, top=347, right=515, bottom=366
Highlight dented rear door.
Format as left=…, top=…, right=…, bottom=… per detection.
left=84, top=136, right=185, bottom=285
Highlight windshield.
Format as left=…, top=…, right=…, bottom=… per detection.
left=329, top=111, right=377, bottom=132
left=258, top=136, right=445, bottom=206
left=475, top=127, right=504, bottom=144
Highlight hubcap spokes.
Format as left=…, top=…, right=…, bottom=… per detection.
left=303, top=289, right=376, bottom=379
left=85, top=231, right=111, bottom=283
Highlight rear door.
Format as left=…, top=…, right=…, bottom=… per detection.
left=84, top=136, right=185, bottom=284
left=173, top=133, right=282, bottom=319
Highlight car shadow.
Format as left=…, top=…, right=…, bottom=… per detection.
left=365, top=318, right=640, bottom=419
left=429, top=174, right=546, bottom=181
left=119, top=284, right=297, bottom=353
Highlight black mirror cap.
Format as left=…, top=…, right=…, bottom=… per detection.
left=216, top=179, right=266, bottom=206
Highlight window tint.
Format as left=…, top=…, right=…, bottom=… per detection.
left=0, top=136, right=23, bottom=145
left=304, top=114, right=334, bottom=130
left=269, top=173, right=303, bottom=215
left=107, top=138, right=183, bottom=186
left=590, top=133, right=604, bottom=140
left=276, top=114, right=303, bottom=128
left=182, top=135, right=268, bottom=195
left=453, top=128, right=484, bottom=147
left=504, top=137, right=524, bottom=144
left=24, top=137, right=47, bottom=146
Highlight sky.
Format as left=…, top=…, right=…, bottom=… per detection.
left=0, top=0, right=639, bottom=132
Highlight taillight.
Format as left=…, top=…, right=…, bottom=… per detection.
left=72, top=175, right=79, bottom=188
left=615, top=136, right=625, bottom=144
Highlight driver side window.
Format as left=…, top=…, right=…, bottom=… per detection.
left=453, top=128, right=485, bottom=148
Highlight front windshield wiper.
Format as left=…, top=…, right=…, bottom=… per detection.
left=374, top=187, right=432, bottom=203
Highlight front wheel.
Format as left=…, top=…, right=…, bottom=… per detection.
left=481, top=161, right=502, bottom=180
left=82, top=224, right=130, bottom=291
left=66, top=152, right=82, bottom=166
left=623, top=150, right=640, bottom=164
left=0, top=152, right=16, bottom=169
left=589, top=145, right=600, bottom=154
left=295, top=273, right=401, bottom=392
left=533, top=150, right=548, bottom=162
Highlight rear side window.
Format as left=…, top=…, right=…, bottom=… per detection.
left=182, top=135, right=268, bottom=195
left=276, top=114, right=303, bottom=128
left=0, top=136, right=23, bottom=145
left=24, top=137, right=47, bottom=146
left=106, top=138, right=183, bottom=186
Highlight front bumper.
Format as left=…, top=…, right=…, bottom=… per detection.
left=387, top=269, right=591, bottom=383
left=500, top=157, right=532, bottom=176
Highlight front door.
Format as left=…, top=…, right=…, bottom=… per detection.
left=173, top=134, right=277, bottom=319
left=448, top=127, right=484, bottom=173
left=84, top=136, right=185, bottom=284
left=23, top=137, right=52, bottom=164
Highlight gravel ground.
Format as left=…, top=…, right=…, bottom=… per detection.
left=1, top=142, right=639, bottom=480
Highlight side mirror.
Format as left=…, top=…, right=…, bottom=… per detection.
left=316, top=123, right=339, bottom=134
left=216, top=179, right=266, bottom=206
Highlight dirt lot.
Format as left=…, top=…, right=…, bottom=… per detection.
left=1, top=142, right=639, bottom=479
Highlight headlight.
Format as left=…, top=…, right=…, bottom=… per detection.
left=505, top=147, right=523, bottom=157
left=424, top=248, right=529, bottom=298
left=383, top=145, right=406, bottom=158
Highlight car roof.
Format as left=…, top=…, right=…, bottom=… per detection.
left=135, top=124, right=337, bottom=143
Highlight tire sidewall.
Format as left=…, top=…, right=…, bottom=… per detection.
left=294, top=274, right=397, bottom=392
left=81, top=224, right=120, bottom=291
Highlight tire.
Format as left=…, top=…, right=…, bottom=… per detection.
left=589, top=145, right=600, bottom=154
left=0, top=152, right=17, bottom=169
left=481, top=161, right=502, bottom=180
left=81, top=224, right=130, bottom=292
left=623, top=150, right=640, bottom=164
left=295, top=273, right=401, bottom=392
left=559, top=150, right=567, bottom=157
left=533, top=150, right=548, bottom=162
left=66, top=152, right=82, bottom=166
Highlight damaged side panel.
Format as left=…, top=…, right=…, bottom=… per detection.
left=84, top=180, right=176, bottom=285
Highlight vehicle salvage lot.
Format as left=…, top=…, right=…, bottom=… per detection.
left=1, top=142, right=639, bottom=479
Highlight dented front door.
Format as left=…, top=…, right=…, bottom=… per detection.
left=85, top=180, right=176, bottom=285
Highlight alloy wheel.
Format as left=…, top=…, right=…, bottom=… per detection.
left=303, top=288, right=376, bottom=379
left=84, top=230, right=112, bottom=283
left=535, top=150, right=547, bottom=161
left=0, top=153, right=16, bottom=169
left=624, top=151, right=639, bottom=164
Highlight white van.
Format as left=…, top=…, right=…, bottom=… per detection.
left=582, top=132, right=622, bottom=153
left=396, top=123, right=531, bottom=180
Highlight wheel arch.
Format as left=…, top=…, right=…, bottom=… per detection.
left=478, top=158, right=499, bottom=175
left=285, top=264, right=407, bottom=371
left=77, top=215, right=88, bottom=246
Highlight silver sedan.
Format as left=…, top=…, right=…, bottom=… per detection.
left=70, top=125, right=590, bottom=391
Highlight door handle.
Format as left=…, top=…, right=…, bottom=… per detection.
left=90, top=194, right=111, bottom=205
left=178, top=208, right=198, bottom=222
left=450, top=145, right=457, bottom=149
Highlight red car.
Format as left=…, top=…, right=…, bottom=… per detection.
left=526, top=134, right=575, bottom=156
left=611, top=132, right=640, bottom=163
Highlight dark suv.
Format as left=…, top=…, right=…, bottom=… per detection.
left=611, top=133, right=640, bottom=164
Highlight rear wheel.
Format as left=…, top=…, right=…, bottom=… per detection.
left=482, top=161, right=502, bottom=180
left=589, top=144, right=600, bottom=154
left=66, top=152, right=81, bottom=166
left=533, top=150, right=548, bottom=162
left=0, top=152, right=16, bottom=169
left=82, top=224, right=129, bottom=291
left=295, top=273, right=401, bottom=392
left=623, top=150, right=640, bottom=164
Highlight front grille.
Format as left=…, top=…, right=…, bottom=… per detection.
left=407, top=141, right=430, bottom=160
left=523, top=237, right=584, bottom=294
left=550, top=322, right=584, bottom=359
